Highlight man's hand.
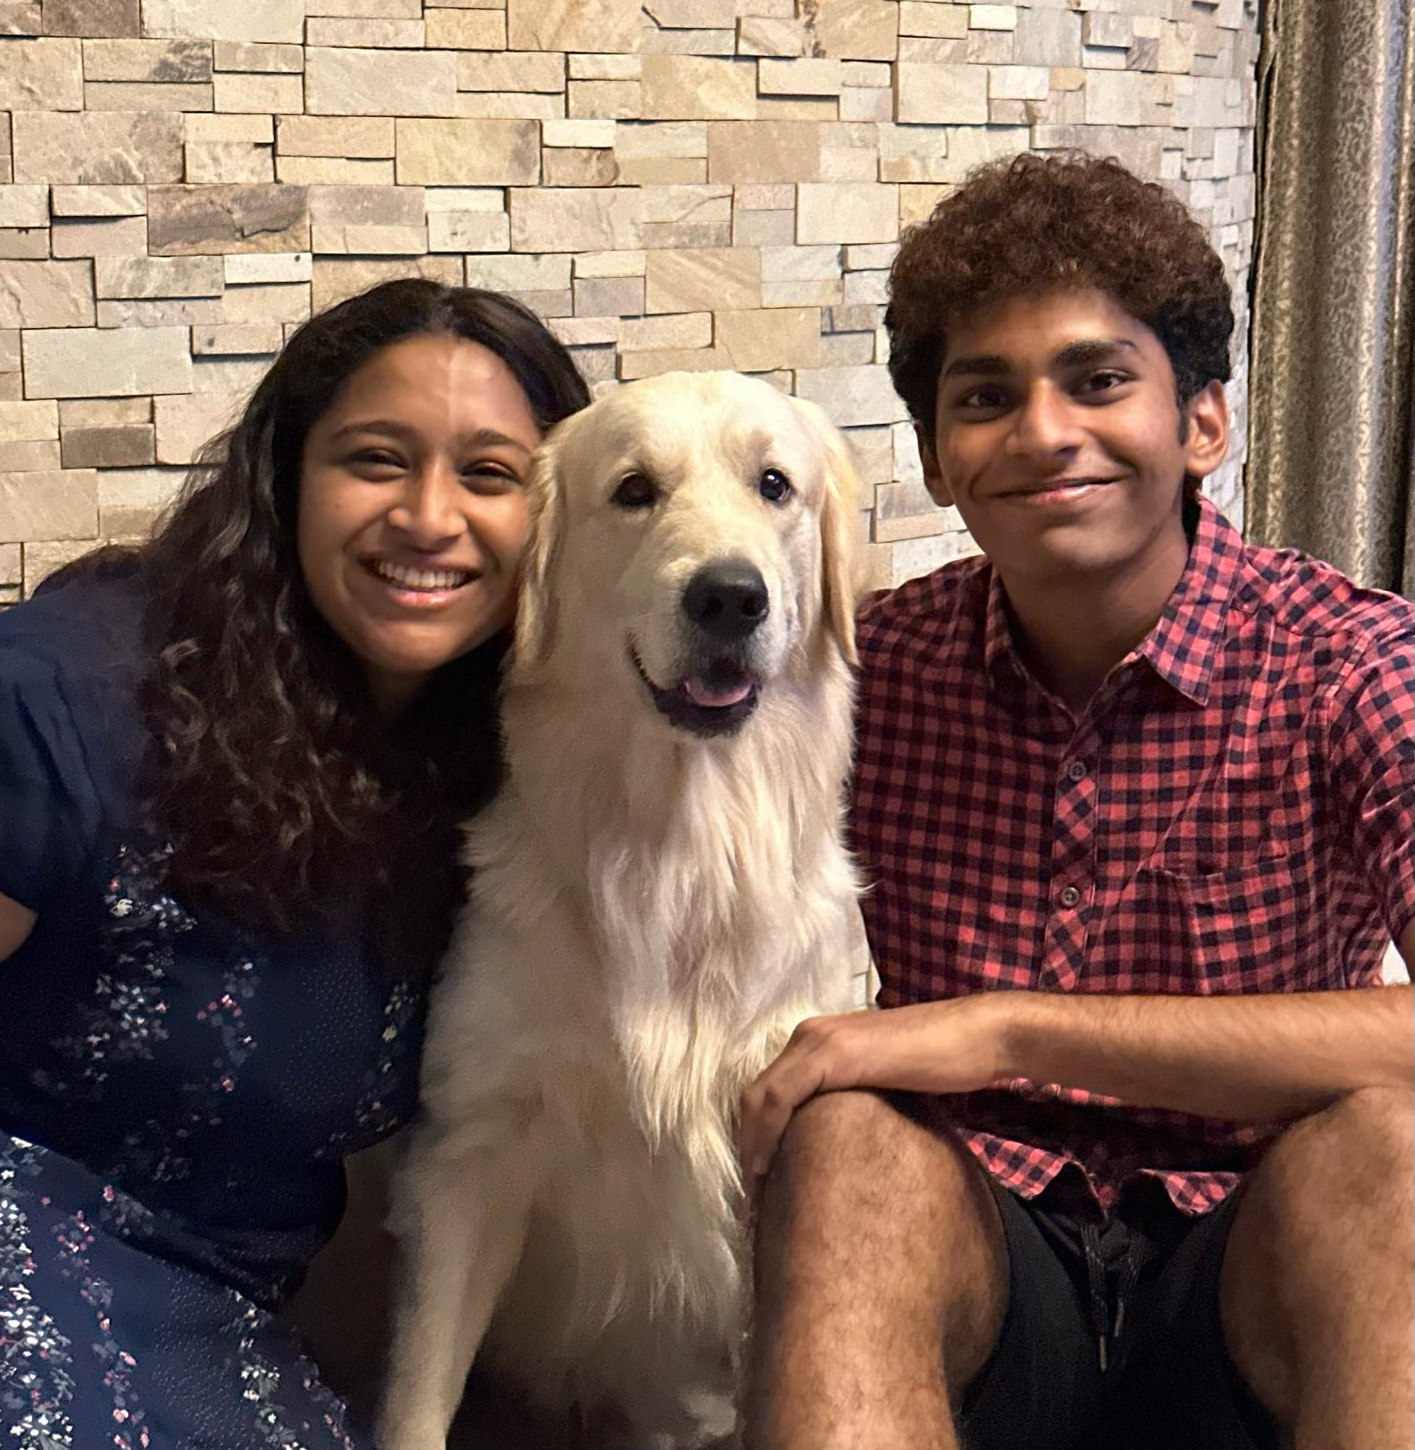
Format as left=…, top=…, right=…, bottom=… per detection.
left=739, top=997, right=1009, bottom=1197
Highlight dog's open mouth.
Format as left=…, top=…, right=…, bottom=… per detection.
left=629, top=644, right=760, bottom=737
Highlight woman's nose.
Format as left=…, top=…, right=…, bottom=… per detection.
left=388, top=462, right=462, bottom=544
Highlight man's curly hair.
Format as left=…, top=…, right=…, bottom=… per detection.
left=885, top=152, right=1234, bottom=447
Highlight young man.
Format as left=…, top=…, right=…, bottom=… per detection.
left=739, top=154, right=1414, bottom=1450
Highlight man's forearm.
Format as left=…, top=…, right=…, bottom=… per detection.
left=995, top=982, right=1414, bottom=1124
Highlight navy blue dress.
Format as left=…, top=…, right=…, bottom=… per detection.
left=0, top=574, right=424, bottom=1450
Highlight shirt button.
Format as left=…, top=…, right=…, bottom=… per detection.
left=1059, top=885, right=1082, bottom=908
left=1065, top=759, right=1087, bottom=782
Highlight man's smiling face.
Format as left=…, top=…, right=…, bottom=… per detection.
left=920, top=287, right=1228, bottom=595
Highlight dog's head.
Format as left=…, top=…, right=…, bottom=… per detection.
left=514, top=371, right=861, bottom=738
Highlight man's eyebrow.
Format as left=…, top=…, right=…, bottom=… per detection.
left=939, top=354, right=1010, bottom=381
left=940, top=337, right=1139, bottom=382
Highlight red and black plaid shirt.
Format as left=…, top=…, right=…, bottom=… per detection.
left=852, top=501, right=1414, bottom=1215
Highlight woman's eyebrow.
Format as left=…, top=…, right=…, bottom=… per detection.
left=327, top=420, right=531, bottom=453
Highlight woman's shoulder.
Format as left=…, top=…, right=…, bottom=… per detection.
left=0, top=559, right=146, bottom=679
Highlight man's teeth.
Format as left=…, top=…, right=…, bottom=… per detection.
left=371, top=560, right=472, bottom=590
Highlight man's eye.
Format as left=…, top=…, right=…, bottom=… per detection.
left=958, top=386, right=1008, bottom=411
left=1084, top=370, right=1130, bottom=393
left=610, top=472, right=657, bottom=509
left=758, top=468, right=792, bottom=503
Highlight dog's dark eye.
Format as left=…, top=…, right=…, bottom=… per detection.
left=758, top=468, right=792, bottom=503
left=611, top=472, right=657, bottom=510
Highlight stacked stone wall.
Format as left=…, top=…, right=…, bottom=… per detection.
left=1, top=0, right=1258, bottom=599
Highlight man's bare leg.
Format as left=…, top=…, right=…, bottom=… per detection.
left=741, top=1090, right=1007, bottom=1450
left=1222, top=1085, right=1415, bottom=1450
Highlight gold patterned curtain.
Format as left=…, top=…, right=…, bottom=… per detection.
left=1247, top=0, right=1414, bottom=597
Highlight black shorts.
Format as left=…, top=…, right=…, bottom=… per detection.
left=958, top=1176, right=1281, bottom=1450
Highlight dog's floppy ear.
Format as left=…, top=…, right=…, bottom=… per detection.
left=513, top=416, right=573, bottom=675
left=795, top=397, right=863, bottom=667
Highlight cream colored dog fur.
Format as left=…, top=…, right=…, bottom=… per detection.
left=378, top=371, right=864, bottom=1449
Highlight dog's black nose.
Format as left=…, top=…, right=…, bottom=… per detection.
left=682, top=562, right=769, bottom=641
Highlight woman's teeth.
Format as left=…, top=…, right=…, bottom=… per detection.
left=370, top=560, right=472, bottom=591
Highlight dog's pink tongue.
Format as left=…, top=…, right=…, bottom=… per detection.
left=684, top=676, right=752, bottom=708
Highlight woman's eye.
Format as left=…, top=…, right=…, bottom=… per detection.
left=463, top=463, right=519, bottom=491
left=610, top=472, right=657, bottom=510
left=758, top=468, right=792, bottom=503
left=351, top=450, right=403, bottom=472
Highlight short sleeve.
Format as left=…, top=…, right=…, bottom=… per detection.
left=0, top=643, right=105, bottom=912
left=1328, top=620, right=1415, bottom=941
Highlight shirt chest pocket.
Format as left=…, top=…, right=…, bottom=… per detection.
left=1131, top=855, right=1320, bottom=995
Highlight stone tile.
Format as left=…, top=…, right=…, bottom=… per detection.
left=395, top=118, right=538, bottom=185
left=0, top=37, right=84, bottom=109
left=715, top=304, right=820, bottom=370
left=640, top=28, right=735, bottom=56
left=732, top=208, right=793, bottom=246
left=154, top=384, right=250, bottom=464
left=1, top=440, right=61, bottom=469
left=190, top=321, right=283, bottom=354
left=507, top=0, right=640, bottom=53
left=567, top=53, right=641, bottom=81
left=96, top=296, right=221, bottom=325
left=94, top=254, right=223, bottom=297
left=212, top=40, right=304, bottom=72
left=0, top=229, right=49, bottom=260
left=0, top=259, right=94, bottom=326
left=544, top=118, right=616, bottom=148
left=141, top=0, right=307, bottom=44
left=427, top=209, right=509, bottom=252
left=795, top=362, right=902, bottom=426
left=737, top=15, right=810, bottom=56
left=457, top=51, right=565, bottom=92
left=618, top=311, right=710, bottom=351
left=223, top=250, right=311, bottom=282
left=186, top=112, right=272, bottom=141
left=48, top=183, right=145, bottom=215
left=50, top=215, right=148, bottom=255
left=41, top=0, right=140, bottom=37
left=466, top=252, right=570, bottom=294
left=707, top=120, right=819, bottom=183
left=305, top=46, right=458, bottom=116
left=757, top=58, right=844, bottom=96
left=310, top=254, right=461, bottom=312
left=896, top=62, right=989, bottom=123
left=11, top=111, right=183, bottom=183
left=641, top=55, right=756, bottom=120
left=59, top=395, right=149, bottom=425
left=1011, top=6, right=1081, bottom=67
left=0, top=468, right=97, bottom=542
left=969, top=4, right=1016, bottom=31
left=543, top=148, right=621, bottom=187
left=187, top=140, right=275, bottom=184
left=454, top=91, right=564, bottom=120
left=0, top=398, right=58, bottom=440
left=82, top=37, right=211, bottom=83
left=0, top=185, right=49, bottom=227
left=304, top=15, right=423, bottom=45
left=276, top=115, right=392, bottom=157
left=572, top=274, right=642, bottom=314
left=805, top=0, right=897, bottom=61
left=797, top=182, right=896, bottom=244
left=644, top=245, right=759, bottom=312
left=510, top=187, right=641, bottom=251
left=84, top=81, right=214, bottom=110
left=0, top=3, right=38, bottom=37
left=218, top=280, right=308, bottom=324
left=425, top=8, right=504, bottom=47
left=573, top=248, right=645, bottom=277
left=60, top=422, right=154, bottom=466
left=566, top=80, right=641, bottom=119
left=616, top=343, right=725, bottom=380
left=213, top=72, right=304, bottom=111
left=146, top=183, right=309, bottom=254
left=276, top=156, right=390, bottom=185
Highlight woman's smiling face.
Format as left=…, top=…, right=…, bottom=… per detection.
left=297, top=332, right=541, bottom=714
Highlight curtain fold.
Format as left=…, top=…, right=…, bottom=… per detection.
left=1246, top=0, right=1414, bottom=597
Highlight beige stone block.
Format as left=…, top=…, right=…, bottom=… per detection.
left=763, top=274, right=838, bottom=307
left=568, top=53, right=641, bottom=80
left=395, top=118, right=538, bottom=185
left=212, top=40, right=304, bottom=72
left=304, top=16, right=424, bottom=45
left=0, top=330, right=19, bottom=371
left=276, top=116, right=391, bottom=159
left=455, top=92, right=563, bottom=120
left=311, top=223, right=425, bottom=253
left=574, top=248, right=644, bottom=278
left=705, top=120, right=819, bottom=184
left=309, top=184, right=422, bottom=227
left=565, top=81, right=639, bottom=119
left=94, top=255, right=222, bottom=298
left=898, top=36, right=964, bottom=64
left=41, top=0, right=139, bottom=38
left=306, top=47, right=458, bottom=116
left=988, top=64, right=1048, bottom=100
left=751, top=97, right=835, bottom=122
left=141, top=0, right=306, bottom=44
left=543, top=120, right=614, bottom=149
left=50, top=215, right=148, bottom=256
left=154, top=386, right=249, bottom=465
left=639, top=27, right=735, bottom=56
left=837, top=86, right=889, bottom=122
left=643, top=246, right=758, bottom=313
left=0, top=542, right=17, bottom=584
left=1085, top=70, right=1172, bottom=126
left=305, top=0, right=420, bottom=14
left=618, top=311, right=710, bottom=351
left=275, top=156, right=390, bottom=184
left=896, top=61, right=988, bottom=123
left=644, top=0, right=732, bottom=26
left=59, top=396, right=150, bottom=426
left=715, top=305, right=820, bottom=370
left=572, top=274, right=642, bottom=314
left=214, top=72, right=303, bottom=112
left=796, top=362, right=901, bottom=427
left=20, top=539, right=100, bottom=593
left=1, top=440, right=61, bottom=470
left=807, top=0, right=897, bottom=61
left=219, top=280, right=309, bottom=324
left=756, top=58, right=844, bottom=97
left=797, top=181, right=896, bottom=245
left=81, top=37, right=211, bottom=82
left=970, top=4, right=1015, bottom=29
left=185, top=113, right=273, bottom=143
left=0, top=228, right=48, bottom=260
left=0, top=185, right=48, bottom=228
left=0, top=468, right=97, bottom=543
left=224, top=251, right=311, bottom=283
left=877, top=123, right=950, bottom=184
left=12, top=111, right=182, bottom=184
left=96, top=296, right=221, bottom=325
left=618, top=157, right=705, bottom=185
left=47, top=183, right=144, bottom=216
left=96, top=465, right=186, bottom=537
left=146, top=184, right=308, bottom=255
left=426, top=8, right=504, bottom=46
left=84, top=81, right=214, bottom=110
left=427, top=209, right=509, bottom=251
left=550, top=315, right=619, bottom=346
left=458, top=50, right=565, bottom=92
left=310, top=254, right=461, bottom=312
left=616, top=343, right=725, bottom=380
left=841, top=267, right=886, bottom=305
left=0, top=0, right=42, bottom=29
left=0, top=399, right=57, bottom=441
left=507, top=0, right=640, bottom=52
left=0, top=260, right=93, bottom=326
left=613, top=121, right=705, bottom=160
left=60, top=423, right=154, bottom=467
left=897, top=2, right=965, bottom=39
left=966, top=28, right=1011, bottom=63
left=466, top=253, right=569, bottom=294
left=191, top=322, right=283, bottom=354
left=510, top=187, right=641, bottom=251
left=733, top=206, right=793, bottom=247
left=187, top=141, right=275, bottom=184
left=736, top=15, right=809, bottom=56
left=761, top=243, right=838, bottom=282
left=543, top=148, right=620, bottom=187
left=1012, top=6, right=1079, bottom=65
left=0, top=37, right=83, bottom=109
left=641, top=55, right=755, bottom=120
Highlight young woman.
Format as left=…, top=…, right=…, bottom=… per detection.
left=0, top=280, right=589, bottom=1449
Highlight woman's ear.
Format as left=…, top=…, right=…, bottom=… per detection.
left=511, top=419, right=572, bottom=677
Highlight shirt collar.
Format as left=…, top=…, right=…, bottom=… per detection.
left=984, top=497, right=1242, bottom=707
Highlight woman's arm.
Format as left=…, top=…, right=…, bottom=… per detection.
left=0, top=891, right=36, bottom=962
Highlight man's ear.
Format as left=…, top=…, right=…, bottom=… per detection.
left=1181, top=380, right=1229, bottom=482
left=915, top=420, right=953, bottom=508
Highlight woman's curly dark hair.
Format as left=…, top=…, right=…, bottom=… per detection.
left=886, top=152, right=1234, bottom=451
left=99, top=280, right=588, bottom=976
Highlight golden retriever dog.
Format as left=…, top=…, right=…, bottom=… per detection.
left=377, top=371, right=864, bottom=1450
